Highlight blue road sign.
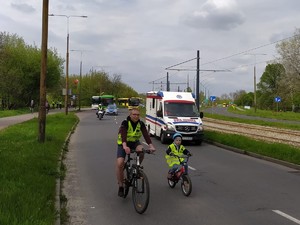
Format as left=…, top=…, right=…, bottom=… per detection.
left=210, top=96, right=216, bottom=102
left=275, top=97, right=281, bottom=102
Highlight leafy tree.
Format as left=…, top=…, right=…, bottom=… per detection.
left=276, top=28, right=300, bottom=111
left=232, top=90, right=253, bottom=106
left=0, top=32, right=64, bottom=109
left=257, top=63, right=285, bottom=110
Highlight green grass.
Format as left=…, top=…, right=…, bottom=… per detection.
left=227, top=106, right=300, bottom=121
left=0, top=113, right=78, bottom=225
left=204, top=130, right=300, bottom=165
left=0, top=108, right=31, bottom=118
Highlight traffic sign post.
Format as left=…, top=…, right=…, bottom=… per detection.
left=210, top=96, right=216, bottom=102
left=210, top=96, right=216, bottom=114
left=275, top=96, right=281, bottom=112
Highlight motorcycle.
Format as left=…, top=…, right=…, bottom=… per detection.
left=96, top=109, right=105, bottom=120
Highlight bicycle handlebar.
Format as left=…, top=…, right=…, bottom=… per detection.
left=169, top=154, right=191, bottom=159
left=129, top=148, right=155, bottom=154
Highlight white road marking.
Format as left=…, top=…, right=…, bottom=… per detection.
left=273, top=210, right=300, bottom=224
left=188, top=166, right=196, bottom=171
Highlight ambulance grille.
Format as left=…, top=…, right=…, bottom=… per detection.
left=175, top=125, right=197, bottom=133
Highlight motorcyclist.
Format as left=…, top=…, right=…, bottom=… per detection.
left=96, top=103, right=104, bottom=118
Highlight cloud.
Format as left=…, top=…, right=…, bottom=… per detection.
left=11, top=3, right=35, bottom=14
left=182, top=0, right=245, bottom=30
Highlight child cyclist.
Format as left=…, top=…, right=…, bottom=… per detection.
left=165, top=133, right=192, bottom=179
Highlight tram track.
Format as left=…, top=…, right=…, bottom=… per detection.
left=203, top=117, right=300, bottom=148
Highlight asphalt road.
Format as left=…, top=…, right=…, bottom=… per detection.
left=63, top=108, right=300, bottom=225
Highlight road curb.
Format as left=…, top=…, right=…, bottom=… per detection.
left=56, top=117, right=80, bottom=225
left=204, top=140, right=300, bottom=171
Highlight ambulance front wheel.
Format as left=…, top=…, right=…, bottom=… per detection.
left=160, top=131, right=168, bottom=144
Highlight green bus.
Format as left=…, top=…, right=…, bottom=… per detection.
left=91, top=95, right=115, bottom=109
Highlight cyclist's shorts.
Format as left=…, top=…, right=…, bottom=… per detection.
left=117, top=141, right=141, bottom=158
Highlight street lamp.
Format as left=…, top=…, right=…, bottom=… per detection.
left=70, top=49, right=88, bottom=111
left=48, top=14, right=87, bottom=115
left=245, top=53, right=267, bottom=113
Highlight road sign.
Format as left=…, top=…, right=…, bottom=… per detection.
left=210, top=96, right=216, bottom=102
left=275, top=97, right=281, bottom=102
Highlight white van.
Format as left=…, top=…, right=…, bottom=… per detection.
left=145, top=91, right=204, bottom=145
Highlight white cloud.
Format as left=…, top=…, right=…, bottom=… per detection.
left=182, top=0, right=245, bottom=30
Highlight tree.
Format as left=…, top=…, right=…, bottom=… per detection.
left=276, top=28, right=300, bottom=111
left=0, top=32, right=64, bottom=109
left=257, top=63, right=285, bottom=110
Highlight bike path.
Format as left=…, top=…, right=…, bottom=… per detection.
left=0, top=108, right=83, bottom=131
left=0, top=113, right=38, bottom=130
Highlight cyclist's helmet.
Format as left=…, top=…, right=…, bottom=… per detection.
left=172, top=132, right=182, bottom=140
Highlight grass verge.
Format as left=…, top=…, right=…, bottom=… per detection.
left=0, top=113, right=78, bottom=225
left=0, top=108, right=31, bottom=118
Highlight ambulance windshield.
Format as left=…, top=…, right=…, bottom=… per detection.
left=163, top=102, right=199, bottom=117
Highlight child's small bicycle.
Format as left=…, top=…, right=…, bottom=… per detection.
left=167, top=154, right=192, bottom=196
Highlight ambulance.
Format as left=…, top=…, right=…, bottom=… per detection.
left=145, top=91, right=204, bottom=145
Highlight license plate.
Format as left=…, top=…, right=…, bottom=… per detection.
left=182, top=137, right=192, bottom=140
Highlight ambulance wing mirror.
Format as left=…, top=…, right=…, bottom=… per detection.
left=156, top=110, right=163, bottom=117
left=200, top=111, right=204, bottom=118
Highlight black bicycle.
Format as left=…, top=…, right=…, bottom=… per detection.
left=123, top=148, right=153, bottom=214
left=167, top=154, right=192, bottom=196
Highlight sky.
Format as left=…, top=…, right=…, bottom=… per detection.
left=1, top=0, right=300, bottom=97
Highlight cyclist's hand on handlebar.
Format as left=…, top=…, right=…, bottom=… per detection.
left=149, top=144, right=156, bottom=153
left=124, top=146, right=131, bottom=155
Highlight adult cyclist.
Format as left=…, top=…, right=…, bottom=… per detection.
left=116, top=108, right=156, bottom=197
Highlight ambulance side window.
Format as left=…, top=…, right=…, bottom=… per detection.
left=152, top=98, right=155, bottom=109
left=157, top=102, right=163, bottom=117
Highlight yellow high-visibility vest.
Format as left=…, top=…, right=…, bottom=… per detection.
left=117, top=121, right=142, bottom=144
left=165, top=143, right=185, bottom=167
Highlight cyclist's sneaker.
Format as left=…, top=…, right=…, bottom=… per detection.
left=118, top=186, right=124, bottom=197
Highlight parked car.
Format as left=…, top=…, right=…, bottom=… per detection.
left=105, top=104, right=118, bottom=115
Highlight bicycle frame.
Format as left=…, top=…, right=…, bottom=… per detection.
left=124, top=151, right=143, bottom=187
left=123, top=149, right=152, bottom=214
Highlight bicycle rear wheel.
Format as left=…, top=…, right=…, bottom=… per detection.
left=181, top=174, right=192, bottom=196
left=132, top=170, right=150, bottom=214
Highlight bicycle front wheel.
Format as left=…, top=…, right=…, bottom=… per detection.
left=123, top=165, right=130, bottom=198
left=181, top=174, right=192, bottom=196
left=132, top=170, right=150, bottom=214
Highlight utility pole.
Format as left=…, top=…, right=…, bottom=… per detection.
left=70, top=49, right=90, bottom=111
left=38, top=0, right=49, bottom=142
left=196, top=50, right=200, bottom=110
left=167, top=72, right=170, bottom=91
left=245, top=53, right=266, bottom=112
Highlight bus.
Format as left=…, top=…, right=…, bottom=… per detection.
left=117, top=97, right=129, bottom=107
left=128, top=97, right=143, bottom=110
left=91, top=95, right=115, bottom=109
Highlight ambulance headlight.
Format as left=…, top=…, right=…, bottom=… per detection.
left=166, top=123, right=175, bottom=131
left=197, top=125, right=203, bottom=131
